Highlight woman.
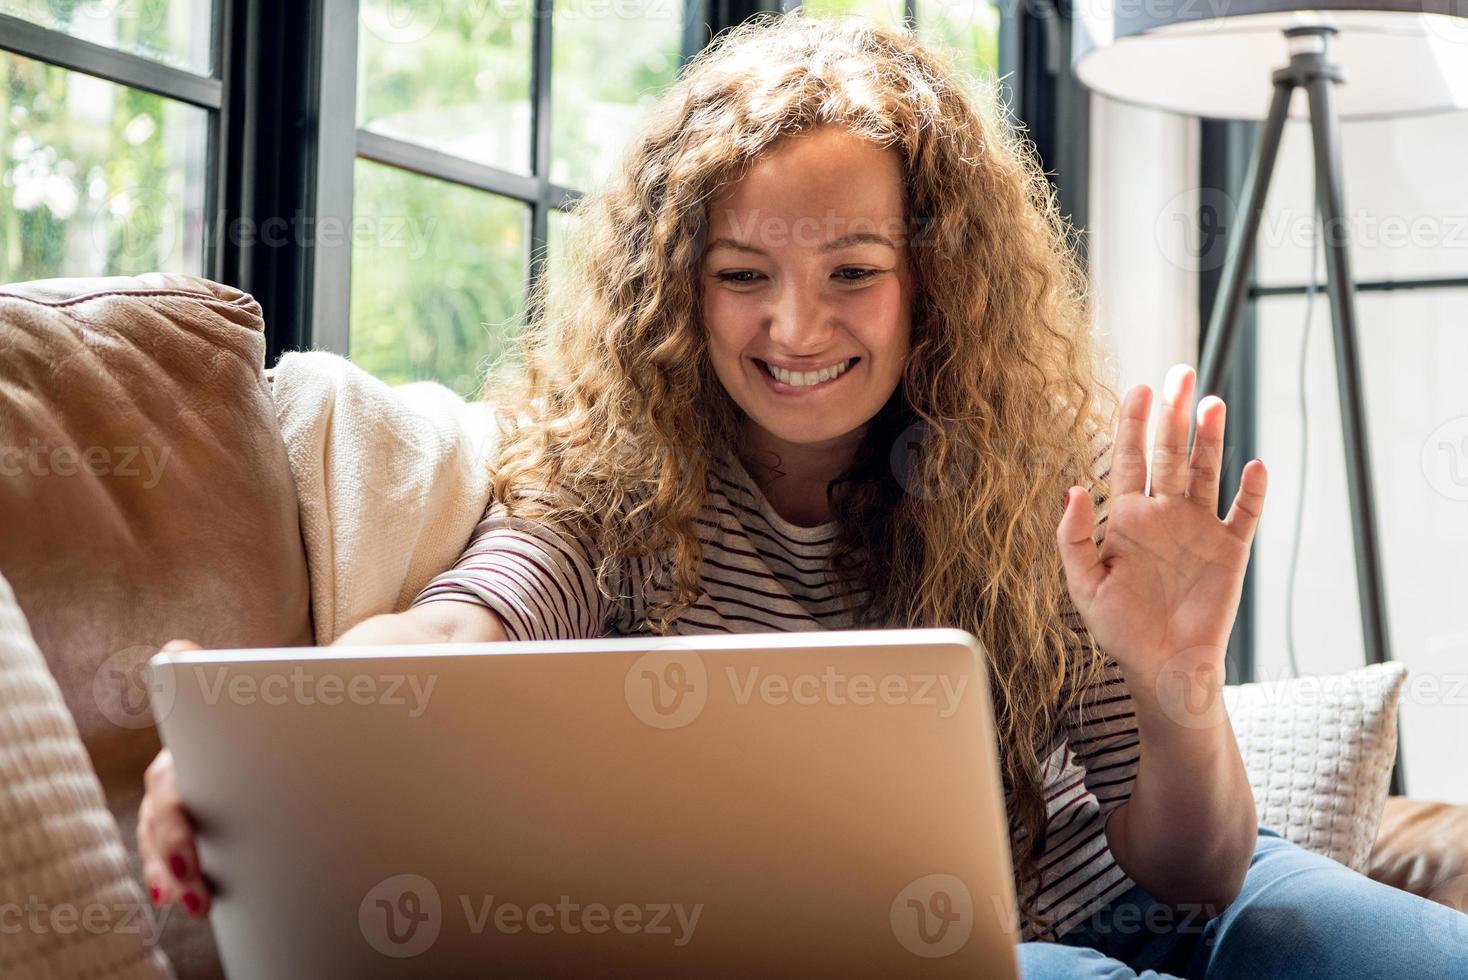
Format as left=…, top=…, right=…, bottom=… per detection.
left=139, top=13, right=1468, bottom=976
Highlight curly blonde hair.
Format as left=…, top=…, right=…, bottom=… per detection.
left=482, top=11, right=1120, bottom=937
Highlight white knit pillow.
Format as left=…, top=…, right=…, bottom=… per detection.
left=0, top=571, right=174, bottom=980
left=1224, top=662, right=1408, bottom=872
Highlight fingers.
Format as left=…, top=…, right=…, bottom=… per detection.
left=1187, top=395, right=1226, bottom=512
left=1223, top=458, right=1268, bottom=544
left=1150, top=364, right=1195, bottom=497
left=1057, top=486, right=1105, bottom=600
left=139, top=748, right=212, bottom=918
left=1109, top=385, right=1151, bottom=497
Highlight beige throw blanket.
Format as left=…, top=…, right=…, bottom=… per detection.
left=270, top=352, right=499, bottom=644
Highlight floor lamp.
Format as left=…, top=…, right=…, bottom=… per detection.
left=1074, top=1, right=1468, bottom=795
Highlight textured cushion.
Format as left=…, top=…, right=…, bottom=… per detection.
left=0, top=568, right=173, bottom=979
left=1224, top=662, right=1408, bottom=871
left=0, top=274, right=314, bottom=978
left=1367, top=796, right=1468, bottom=912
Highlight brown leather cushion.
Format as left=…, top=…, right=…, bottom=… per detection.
left=1367, top=796, right=1468, bottom=912
left=0, top=273, right=313, bottom=977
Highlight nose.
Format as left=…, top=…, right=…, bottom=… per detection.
left=766, top=277, right=836, bottom=355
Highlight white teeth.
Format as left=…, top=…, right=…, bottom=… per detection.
left=763, top=358, right=852, bottom=387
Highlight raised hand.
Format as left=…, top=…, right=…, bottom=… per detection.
left=1056, top=364, right=1268, bottom=681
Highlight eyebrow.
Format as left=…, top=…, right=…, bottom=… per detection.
left=704, top=232, right=898, bottom=255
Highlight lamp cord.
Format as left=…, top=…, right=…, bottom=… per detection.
left=1284, top=172, right=1320, bottom=679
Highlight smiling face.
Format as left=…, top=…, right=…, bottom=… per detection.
left=700, top=126, right=914, bottom=464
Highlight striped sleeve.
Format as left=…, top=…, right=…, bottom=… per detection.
left=1060, top=430, right=1138, bottom=817
left=411, top=495, right=617, bottom=642
left=1059, top=625, right=1140, bottom=819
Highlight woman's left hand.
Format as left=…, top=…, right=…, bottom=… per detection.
left=1057, top=363, right=1268, bottom=682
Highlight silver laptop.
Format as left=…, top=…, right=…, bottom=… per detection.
left=149, top=628, right=1019, bottom=978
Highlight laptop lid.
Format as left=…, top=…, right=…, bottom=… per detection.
left=149, top=627, right=1019, bottom=978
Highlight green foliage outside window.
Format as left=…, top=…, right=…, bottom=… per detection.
left=348, top=159, right=528, bottom=398
left=1, top=48, right=204, bottom=284
left=351, top=0, right=684, bottom=395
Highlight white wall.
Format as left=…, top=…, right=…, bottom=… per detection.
left=1086, top=96, right=1198, bottom=429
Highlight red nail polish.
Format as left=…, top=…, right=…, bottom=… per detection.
left=1062, top=491, right=1070, bottom=508
left=183, top=891, right=201, bottom=915
left=149, top=884, right=160, bottom=904
left=169, top=854, right=187, bottom=879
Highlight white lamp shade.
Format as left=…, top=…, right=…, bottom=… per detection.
left=1073, top=0, right=1468, bottom=120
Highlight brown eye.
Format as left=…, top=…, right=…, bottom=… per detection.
left=835, top=268, right=879, bottom=282
left=716, top=271, right=762, bottom=283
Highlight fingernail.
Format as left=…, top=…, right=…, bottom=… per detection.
left=1062, top=490, right=1070, bottom=509
left=183, top=891, right=201, bottom=915
left=169, top=854, right=187, bottom=879
left=149, top=883, right=160, bottom=905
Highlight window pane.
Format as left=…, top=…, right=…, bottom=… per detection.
left=349, top=159, right=528, bottom=397
left=1, top=51, right=208, bottom=282
left=551, top=0, right=681, bottom=191
left=915, top=0, right=999, bottom=79
left=800, top=0, right=905, bottom=28
left=0, top=0, right=213, bottom=74
left=357, top=0, right=533, bottom=176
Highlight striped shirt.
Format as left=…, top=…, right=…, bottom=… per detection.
left=412, top=447, right=1139, bottom=942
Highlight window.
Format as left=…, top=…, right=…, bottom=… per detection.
left=0, top=1, right=225, bottom=283
left=333, top=0, right=690, bottom=395
left=4, top=0, right=1024, bottom=393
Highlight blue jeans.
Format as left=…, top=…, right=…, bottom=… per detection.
left=1018, top=826, right=1468, bottom=978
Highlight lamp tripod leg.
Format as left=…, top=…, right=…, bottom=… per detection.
left=1197, top=80, right=1294, bottom=400
left=1303, top=70, right=1405, bottom=796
